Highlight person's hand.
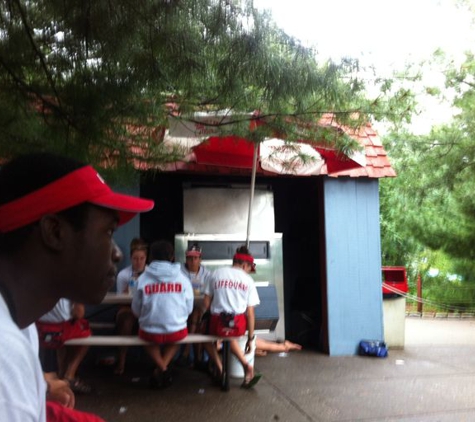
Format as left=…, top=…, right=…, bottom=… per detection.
left=245, top=335, right=255, bottom=354
left=45, top=374, right=75, bottom=409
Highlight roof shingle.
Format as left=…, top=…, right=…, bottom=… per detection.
left=317, top=114, right=396, bottom=178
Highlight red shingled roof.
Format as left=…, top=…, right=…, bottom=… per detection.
left=317, top=114, right=396, bottom=178
left=128, top=113, right=396, bottom=179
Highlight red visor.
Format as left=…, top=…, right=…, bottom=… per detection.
left=233, top=253, right=256, bottom=273
left=186, top=250, right=201, bottom=257
left=0, top=165, right=154, bottom=233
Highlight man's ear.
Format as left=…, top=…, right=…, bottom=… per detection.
left=38, top=214, right=68, bottom=252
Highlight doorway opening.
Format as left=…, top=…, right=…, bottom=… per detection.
left=140, top=173, right=326, bottom=351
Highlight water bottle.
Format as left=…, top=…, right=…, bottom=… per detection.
left=128, top=271, right=138, bottom=296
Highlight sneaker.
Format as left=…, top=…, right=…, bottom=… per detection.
left=149, top=369, right=173, bottom=389
left=162, top=369, right=173, bottom=388
left=66, top=378, right=93, bottom=395
left=149, top=371, right=164, bottom=389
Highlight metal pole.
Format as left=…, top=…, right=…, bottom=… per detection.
left=246, top=143, right=259, bottom=248
left=417, top=273, right=423, bottom=314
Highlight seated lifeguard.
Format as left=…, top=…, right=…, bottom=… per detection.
left=178, top=243, right=211, bottom=368
left=114, top=238, right=148, bottom=375
left=37, top=299, right=92, bottom=394
left=204, top=246, right=262, bottom=389
left=131, top=240, right=193, bottom=389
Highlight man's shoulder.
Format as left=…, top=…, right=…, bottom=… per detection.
left=0, top=322, right=36, bottom=362
left=176, top=268, right=192, bottom=285
left=212, top=266, right=245, bottom=278
left=212, top=267, right=228, bottom=276
left=200, top=265, right=211, bottom=276
left=146, top=262, right=189, bottom=282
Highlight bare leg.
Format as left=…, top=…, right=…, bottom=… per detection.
left=283, top=340, right=302, bottom=352
left=144, top=345, right=167, bottom=371
left=180, top=343, right=191, bottom=362
left=230, top=339, right=254, bottom=382
left=190, top=308, right=204, bottom=364
left=56, top=348, right=67, bottom=379
left=162, top=344, right=180, bottom=368
left=203, top=342, right=222, bottom=375
left=255, top=337, right=302, bottom=354
left=63, top=346, right=89, bottom=380
left=180, top=308, right=201, bottom=365
left=146, top=344, right=176, bottom=389
left=62, top=346, right=92, bottom=394
left=115, top=307, right=136, bottom=374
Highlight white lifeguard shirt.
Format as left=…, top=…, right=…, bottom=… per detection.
left=205, top=266, right=260, bottom=315
left=131, top=261, right=194, bottom=334
left=116, top=265, right=148, bottom=294
left=181, top=264, right=211, bottom=295
left=0, top=294, right=47, bottom=422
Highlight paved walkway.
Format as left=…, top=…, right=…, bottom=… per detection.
left=75, top=318, right=475, bottom=421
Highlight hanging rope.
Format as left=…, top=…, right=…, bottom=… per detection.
left=383, top=283, right=474, bottom=313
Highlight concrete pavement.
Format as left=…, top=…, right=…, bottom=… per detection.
left=75, top=318, right=475, bottom=421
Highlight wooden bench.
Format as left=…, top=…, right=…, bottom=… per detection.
left=64, top=333, right=238, bottom=391
left=80, top=285, right=280, bottom=391
left=87, top=285, right=280, bottom=333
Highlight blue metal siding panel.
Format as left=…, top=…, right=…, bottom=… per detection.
left=323, top=178, right=383, bottom=356
left=112, top=182, right=141, bottom=272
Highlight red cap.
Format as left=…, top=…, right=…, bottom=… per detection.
left=233, top=252, right=256, bottom=273
left=186, top=245, right=202, bottom=257
left=0, top=165, right=154, bottom=233
left=186, top=250, right=201, bottom=257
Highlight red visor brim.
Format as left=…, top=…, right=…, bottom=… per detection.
left=0, top=166, right=154, bottom=233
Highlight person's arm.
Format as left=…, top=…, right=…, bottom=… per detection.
left=245, top=305, right=255, bottom=353
left=44, top=372, right=75, bottom=409
left=202, top=272, right=214, bottom=312
left=185, top=280, right=194, bottom=315
left=203, top=294, right=212, bottom=311
left=116, top=269, right=129, bottom=294
left=131, top=287, right=142, bottom=317
left=70, top=303, right=85, bottom=320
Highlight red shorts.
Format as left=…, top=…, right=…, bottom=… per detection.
left=209, top=313, right=247, bottom=337
left=46, top=401, right=105, bottom=422
left=138, top=327, right=188, bottom=344
left=36, top=319, right=91, bottom=349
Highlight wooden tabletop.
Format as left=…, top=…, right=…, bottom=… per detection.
left=101, top=293, right=132, bottom=304
left=102, top=292, right=206, bottom=307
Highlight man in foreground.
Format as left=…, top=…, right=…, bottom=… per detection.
left=0, top=152, right=154, bottom=421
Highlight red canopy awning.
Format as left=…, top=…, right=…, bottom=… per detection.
left=193, top=136, right=255, bottom=169
left=166, top=113, right=366, bottom=176
left=314, top=147, right=366, bottom=174
left=191, top=136, right=363, bottom=175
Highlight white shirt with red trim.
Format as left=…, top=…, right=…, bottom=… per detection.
left=205, top=267, right=260, bottom=315
left=131, top=261, right=194, bottom=334
left=0, top=294, right=46, bottom=422
left=116, top=265, right=148, bottom=294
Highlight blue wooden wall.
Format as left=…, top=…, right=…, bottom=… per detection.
left=323, top=177, right=384, bottom=356
left=112, top=181, right=142, bottom=272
